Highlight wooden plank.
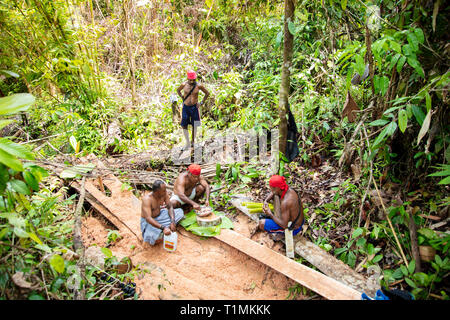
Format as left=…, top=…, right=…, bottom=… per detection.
left=294, top=236, right=379, bottom=296
left=215, top=229, right=361, bottom=300
left=231, top=194, right=378, bottom=296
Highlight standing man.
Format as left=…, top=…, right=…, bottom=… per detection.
left=170, top=163, right=210, bottom=211
left=258, top=175, right=305, bottom=240
left=176, top=70, right=210, bottom=149
left=141, top=180, right=184, bottom=246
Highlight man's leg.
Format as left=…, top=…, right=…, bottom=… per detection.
left=182, top=127, right=190, bottom=149
left=193, top=184, right=205, bottom=201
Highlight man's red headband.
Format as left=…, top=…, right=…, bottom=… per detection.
left=188, top=164, right=201, bottom=176
left=187, top=70, right=197, bottom=80
left=269, top=175, right=289, bottom=198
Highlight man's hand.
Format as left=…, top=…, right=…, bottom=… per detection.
left=163, top=227, right=171, bottom=236
left=263, top=203, right=273, bottom=218
left=169, top=222, right=176, bottom=232
left=192, top=202, right=201, bottom=211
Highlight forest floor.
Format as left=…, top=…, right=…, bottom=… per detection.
left=81, top=194, right=308, bottom=300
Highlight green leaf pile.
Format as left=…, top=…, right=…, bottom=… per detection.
left=179, top=210, right=233, bottom=237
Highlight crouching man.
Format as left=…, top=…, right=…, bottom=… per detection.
left=258, top=175, right=305, bottom=240
left=141, top=180, right=184, bottom=245
left=170, top=163, right=210, bottom=211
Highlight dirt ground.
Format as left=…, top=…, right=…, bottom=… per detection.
left=81, top=207, right=305, bottom=300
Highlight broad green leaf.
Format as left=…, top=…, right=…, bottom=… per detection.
left=417, top=109, right=432, bottom=145
left=35, top=243, right=52, bottom=253
left=49, top=254, right=65, bottom=274
left=205, top=0, right=213, bottom=8
left=101, top=247, right=112, bottom=258
left=398, top=109, right=408, bottom=133
left=0, top=70, right=19, bottom=78
left=9, top=179, right=30, bottom=195
left=405, top=277, right=417, bottom=288
left=397, top=56, right=406, bottom=73
left=407, top=32, right=419, bottom=52
left=0, top=164, right=8, bottom=192
left=28, top=294, right=45, bottom=300
left=389, top=41, right=402, bottom=54
left=380, top=76, right=389, bottom=96
left=28, top=232, right=42, bottom=245
left=341, top=0, right=347, bottom=11
left=386, top=121, right=398, bottom=137
left=0, top=120, right=14, bottom=130
left=0, top=149, right=23, bottom=171
left=69, top=136, right=77, bottom=153
left=352, top=227, right=363, bottom=238
left=0, top=138, right=34, bottom=160
left=288, top=21, right=297, bottom=36
left=22, top=171, right=39, bottom=192
left=13, top=226, right=29, bottom=238
left=413, top=28, right=424, bottom=44
left=0, top=227, right=9, bottom=240
left=275, top=31, right=283, bottom=47
left=389, top=53, right=401, bottom=71
left=412, top=105, right=425, bottom=125
left=425, top=92, right=432, bottom=112
left=372, top=254, right=383, bottom=263
left=369, top=119, right=389, bottom=127
left=354, top=54, right=365, bottom=76
left=438, top=176, right=450, bottom=185
left=417, top=228, right=438, bottom=240
left=59, top=163, right=95, bottom=179
left=0, top=93, right=35, bottom=116
left=408, top=260, right=416, bottom=274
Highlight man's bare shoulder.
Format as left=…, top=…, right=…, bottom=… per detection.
left=284, top=188, right=298, bottom=204
left=142, top=192, right=153, bottom=203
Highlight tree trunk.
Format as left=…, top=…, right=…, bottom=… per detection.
left=278, top=0, right=295, bottom=169
left=123, top=0, right=136, bottom=104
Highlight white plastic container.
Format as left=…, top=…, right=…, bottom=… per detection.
left=163, top=231, right=177, bottom=252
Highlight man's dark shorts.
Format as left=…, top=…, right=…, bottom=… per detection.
left=181, top=103, right=201, bottom=128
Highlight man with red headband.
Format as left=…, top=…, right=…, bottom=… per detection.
left=258, top=175, right=305, bottom=240
left=176, top=70, right=210, bottom=149
left=170, top=163, right=210, bottom=210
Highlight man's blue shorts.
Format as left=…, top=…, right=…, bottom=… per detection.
left=181, top=103, right=201, bottom=128
left=264, top=218, right=304, bottom=236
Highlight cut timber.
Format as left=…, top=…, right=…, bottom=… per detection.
left=196, top=213, right=222, bottom=227
left=231, top=194, right=379, bottom=296
left=294, top=235, right=379, bottom=296
left=215, top=229, right=361, bottom=300
left=72, top=181, right=140, bottom=240
left=76, top=159, right=142, bottom=241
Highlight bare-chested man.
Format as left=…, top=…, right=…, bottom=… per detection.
left=140, top=180, right=184, bottom=245
left=170, top=163, right=210, bottom=210
left=176, top=70, right=210, bottom=149
left=258, top=175, right=305, bottom=239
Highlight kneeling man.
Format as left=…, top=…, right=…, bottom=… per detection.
left=259, top=175, right=305, bottom=238
left=141, top=180, right=184, bottom=245
left=170, top=163, right=210, bottom=210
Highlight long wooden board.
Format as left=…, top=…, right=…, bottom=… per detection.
left=215, top=229, right=361, bottom=300
left=231, top=194, right=379, bottom=296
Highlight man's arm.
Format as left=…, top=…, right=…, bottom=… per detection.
left=198, top=84, right=210, bottom=104
left=199, top=176, right=210, bottom=205
left=165, top=193, right=177, bottom=231
left=142, top=196, right=165, bottom=230
left=174, top=177, right=199, bottom=208
left=265, top=198, right=291, bottom=229
left=176, top=83, right=185, bottom=100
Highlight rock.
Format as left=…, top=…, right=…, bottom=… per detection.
left=85, top=246, right=106, bottom=268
